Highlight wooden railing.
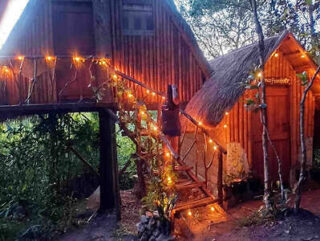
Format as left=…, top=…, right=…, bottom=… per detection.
left=117, top=71, right=226, bottom=203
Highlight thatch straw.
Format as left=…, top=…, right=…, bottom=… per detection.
left=185, top=31, right=289, bottom=127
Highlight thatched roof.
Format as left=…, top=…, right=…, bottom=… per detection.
left=185, top=31, right=289, bottom=127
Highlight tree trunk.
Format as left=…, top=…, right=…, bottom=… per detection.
left=294, top=66, right=320, bottom=212
left=249, top=0, right=272, bottom=210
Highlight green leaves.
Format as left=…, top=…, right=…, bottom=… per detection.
left=297, top=71, right=308, bottom=86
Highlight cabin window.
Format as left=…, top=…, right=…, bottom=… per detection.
left=122, top=1, right=154, bottom=36
left=52, top=2, right=95, bottom=55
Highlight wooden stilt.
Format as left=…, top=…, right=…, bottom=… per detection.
left=98, top=109, right=120, bottom=220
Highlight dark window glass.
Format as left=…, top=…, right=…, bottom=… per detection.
left=123, top=15, right=129, bottom=30
left=122, top=3, right=154, bottom=35
left=146, top=15, right=154, bottom=31
left=134, top=16, right=142, bottom=30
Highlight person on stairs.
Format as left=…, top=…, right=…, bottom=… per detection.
left=161, top=84, right=181, bottom=164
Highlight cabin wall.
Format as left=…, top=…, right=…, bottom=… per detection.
left=111, top=0, right=205, bottom=107
left=0, top=0, right=206, bottom=108
left=0, top=0, right=57, bottom=105
left=222, top=52, right=315, bottom=185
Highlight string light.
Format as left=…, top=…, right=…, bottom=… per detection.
left=257, top=72, right=263, bottom=78
left=301, top=54, right=306, bottom=58
left=73, top=56, right=85, bottom=63
left=167, top=176, right=172, bottom=184
left=198, top=121, right=203, bottom=126
left=225, top=112, right=229, bottom=115
left=274, top=52, right=279, bottom=58
left=147, top=90, right=150, bottom=94
left=210, top=206, right=215, bottom=212
left=223, top=124, right=228, bottom=128
left=213, top=146, right=218, bottom=151
left=46, top=56, right=54, bottom=61
left=165, top=152, right=171, bottom=158
left=187, top=210, right=192, bottom=217
left=127, top=92, right=134, bottom=98
left=152, top=92, right=156, bottom=96
left=17, top=56, right=24, bottom=61
left=209, top=139, right=213, bottom=144
left=162, top=96, right=166, bottom=100
left=112, top=74, right=118, bottom=81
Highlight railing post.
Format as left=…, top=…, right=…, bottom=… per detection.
left=217, top=149, right=223, bottom=205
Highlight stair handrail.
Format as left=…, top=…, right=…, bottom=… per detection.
left=113, top=71, right=227, bottom=154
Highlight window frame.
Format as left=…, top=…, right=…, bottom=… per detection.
left=121, top=0, right=155, bottom=36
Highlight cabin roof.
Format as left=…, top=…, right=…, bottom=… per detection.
left=185, top=31, right=320, bottom=128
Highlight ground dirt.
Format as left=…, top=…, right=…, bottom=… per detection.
left=59, top=189, right=320, bottom=241
left=177, top=189, right=320, bottom=241
left=59, top=190, right=140, bottom=241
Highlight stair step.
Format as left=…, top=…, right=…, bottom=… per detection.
left=173, top=197, right=218, bottom=213
left=174, top=165, right=193, bottom=171
left=176, top=181, right=206, bottom=191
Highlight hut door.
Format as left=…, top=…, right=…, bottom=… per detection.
left=252, top=86, right=291, bottom=184
left=52, top=2, right=95, bottom=101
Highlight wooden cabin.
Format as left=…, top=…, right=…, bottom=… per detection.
left=184, top=31, right=320, bottom=188
left=0, top=0, right=212, bottom=215
left=0, top=0, right=211, bottom=108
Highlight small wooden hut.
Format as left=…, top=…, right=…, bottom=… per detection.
left=185, top=31, right=320, bottom=187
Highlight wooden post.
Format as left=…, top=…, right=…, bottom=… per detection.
left=217, top=149, right=223, bottom=205
left=99, top=109, right=120, bottom=219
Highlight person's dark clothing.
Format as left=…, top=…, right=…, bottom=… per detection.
left=161, top=104, right=181, bottom=137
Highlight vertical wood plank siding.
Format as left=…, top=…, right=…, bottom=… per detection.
left=0, top=0, right=205, bottom=106
left=111, top=0, right=204, bottom=107
left=227, top=52, right=315, bottom=172
left=0, top=0, right=56, bottom=105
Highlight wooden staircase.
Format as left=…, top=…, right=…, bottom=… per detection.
left=110, top=70, right=226, bottom=218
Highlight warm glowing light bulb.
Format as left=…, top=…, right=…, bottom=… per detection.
left=152, top=125, right=158, bottom=131
left=152, top=92, right=156, bottom=96
left=225, top=112, right=229, bottom=115
left=3, top=67, right=9, bottom=73
left=213, top=146, right=218, bottom=151
left=73, top=56, right=82, bottom=62
left=162, top=96, right=166, bottom=100
left=165, top=152, right=170, bottom=158
left=198, top=121, right=203, bottom=126
left=274, top=53, right=279, bottom=58
left=167, top=176, right=172, bottom=183
left=209, top=139, right=213, bottom=144
left=112, top=74, right=118, bottom=80
left=210, top=206, right=215, bottom=212
left=301, top=54, right=306, bottom=58
left=187, top=210, right=192, bottom=216
left=146, top=90, right=150, bottom=94
left=128, top=93, right=133, bottom=98
left=223, top=124, right=228, bottom=128
left=257, top=72, right=263, bottom=78
left=46, top=56, right=54, bottom=61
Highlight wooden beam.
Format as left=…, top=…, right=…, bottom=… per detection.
left=98, top=109, right=120, bottom=219
left=0, top=102, right=115, bottom=121
left=283, top=50, right=301, bottom=57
